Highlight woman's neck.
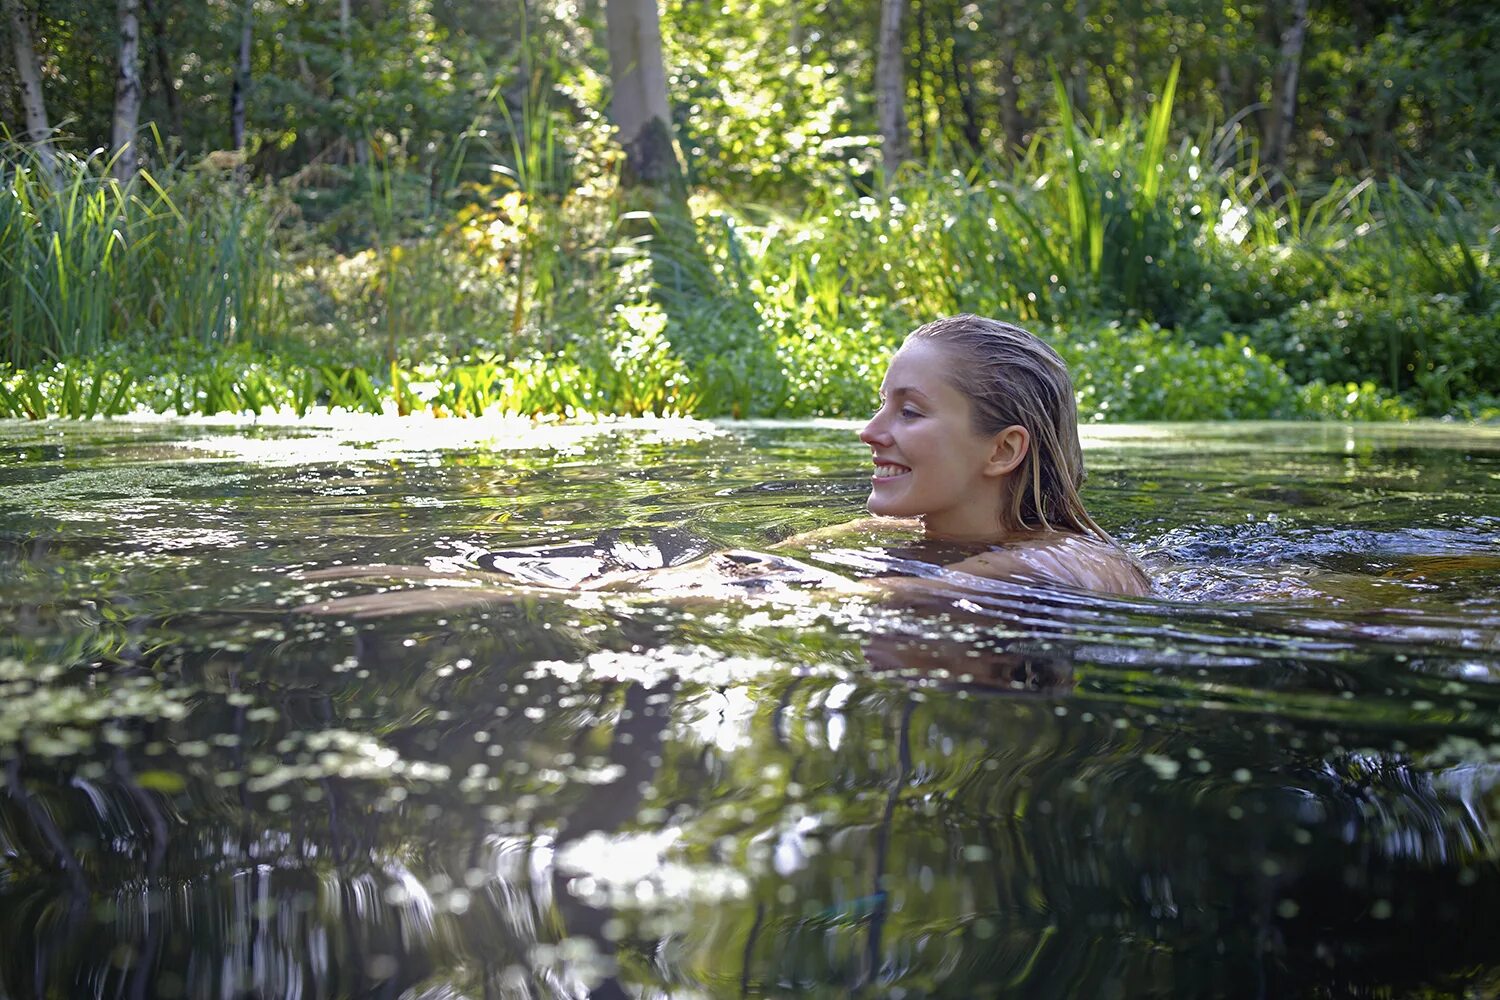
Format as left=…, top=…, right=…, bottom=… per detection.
left=919, top=516, right=1017, bottom=546
left=920, top=516, right=1078, bottom=547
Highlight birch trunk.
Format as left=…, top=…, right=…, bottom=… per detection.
left=111, top=0, right=142, bottom=183
left=1264, top=0, right=1310, bottom=177
left=3, top=0, right=57, bottom=183
left=876, top=0, right=908, bottom=176
left=229, top=0, right=252, bottom=151
left=339, top=0, right=365, bottom=164
left=604, top=0, right=683, bottom=190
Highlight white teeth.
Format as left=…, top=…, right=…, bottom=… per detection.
left=874, top=463, right=910, bottom=479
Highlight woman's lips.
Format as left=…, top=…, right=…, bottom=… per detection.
left=872, top=463, right=911, bottom=480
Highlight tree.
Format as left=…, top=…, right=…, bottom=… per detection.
left=229, top=0, right=251, bottom=150
left=111, top=0, right=142, bottom=182
left=604, top=0, right=683, bottom=191
left=876, top=0, right=908, bottom=176
left=3, top=0, right=57, bottom=183
left=139, top=0, right=181, bottom=142
left=1263, top=0, right=1309, bottom=180
left=991, top=1, right=1028, bottom=154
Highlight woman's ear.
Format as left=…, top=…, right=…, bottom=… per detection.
left=984, top=424, right=1029, bottom=477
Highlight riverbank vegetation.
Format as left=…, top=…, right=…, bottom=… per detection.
left=1, top=0, right=1495, bottom=421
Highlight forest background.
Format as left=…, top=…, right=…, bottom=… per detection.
left=1, top=0, right=1496, bottom=421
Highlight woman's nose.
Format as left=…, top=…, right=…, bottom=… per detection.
left=859, top=415, right=890, bottom=447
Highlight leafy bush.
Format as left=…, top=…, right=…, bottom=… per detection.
left=581, top=301, right=697, bottom=416
left=1055, top=322, right=1302, bottom=421
left=1296, top=380, right=1416, bottom=422
left=1249, top=291, right=1500, bottom=414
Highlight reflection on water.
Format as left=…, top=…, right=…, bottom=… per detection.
left=3, top=417, right=1500, bottom=997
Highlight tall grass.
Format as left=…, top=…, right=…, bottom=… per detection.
left=0, top=142, right=284, bottom=367
left=702, top=61, right=1233, bottom=338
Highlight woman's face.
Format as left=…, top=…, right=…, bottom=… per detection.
left=859, top=339, right=1012, bottom=539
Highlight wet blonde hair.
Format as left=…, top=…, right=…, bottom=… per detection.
left=905, top=314, right=1110, bottom=541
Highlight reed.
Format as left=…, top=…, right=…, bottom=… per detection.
left=0, top=142, right=285, bottom=367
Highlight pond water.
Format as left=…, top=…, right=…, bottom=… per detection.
left=2, top=416, right=1500, bottom=999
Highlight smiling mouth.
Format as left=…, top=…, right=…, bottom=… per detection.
left=872, top=463, right=911, bottom=480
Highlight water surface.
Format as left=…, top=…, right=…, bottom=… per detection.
left=3, top=417, right=1500, bottom=998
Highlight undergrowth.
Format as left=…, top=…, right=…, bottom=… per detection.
left=2, top=70, right=1496, bottom=423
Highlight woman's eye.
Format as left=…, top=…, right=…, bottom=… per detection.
left=900, top=407, right=922, bottom=419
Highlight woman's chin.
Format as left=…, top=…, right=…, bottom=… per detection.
left=865, top=491, right=905, bottom=518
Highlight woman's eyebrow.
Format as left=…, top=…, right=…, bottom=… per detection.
left=888, top=386, right=931, bottom=401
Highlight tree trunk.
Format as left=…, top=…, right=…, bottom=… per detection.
left=1263, top=0, right=1309, bottom=178
left=876, top=0, right=909, bottom=176
left=3, top=0, right=57, bottom=183
left=604, top=0, right=684, bottom=190
left=913, top=0, right=928, bottom=160
left=140, top=0, right=181, bottom=142
left=229, top=0, right=252, bottom=151
left=947, top=0, right=981, bottom=154
left=991, top=1, right=1026, bottom=154
left=1216, top=58, right=1234, bottom=122
left=111, top=0, right=143, bottom=183
left=338, top=0, right=366, bottom=164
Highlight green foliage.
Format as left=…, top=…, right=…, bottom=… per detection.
left=1296, top=381, right=1417, bottom=422
left=0, top=346, right=691, bottom=421
left=1249, top=291, right=1500, bottom=415
left=5, top=5, right=1499, bottom=425
left=1057, top=324, right=1302, bottom=421
left=686, top=85, right=1277, bottom=343
left=0, top=144, right=284, bottom=367
left=664, top=0, right=865, bottom=197
left=583, top=302, right=697, bottom=417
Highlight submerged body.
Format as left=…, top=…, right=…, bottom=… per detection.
left=574, top=518, right=1152, bottom=600
left=838, top=317, right=1151, bottom=599
left=868, top=520, right=1153, bottom=597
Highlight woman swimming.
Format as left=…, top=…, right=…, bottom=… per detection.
left=841, top=312, right=1150, bottom=597
left=562, top=314, right=1150, bottom=601
left=299, top=314, right=1150, bottom=614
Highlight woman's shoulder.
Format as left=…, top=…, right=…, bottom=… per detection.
left=774, top=516, right=921, bottom=549
left=949, top=531, right=1153, bottom=597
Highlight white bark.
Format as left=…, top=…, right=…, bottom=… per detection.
left=3, top=0, right=56, bottom=182
left=111, top=0, right=142, bottom=183
left=605, top=0, right=682, bottom=188
left=876, top=0, right=908, bottom=176
left=338, top=0, right=365, bottom=164
left=339, top=0, right=351, bottom=82
left=1264, top=0, right=1310, bottom=176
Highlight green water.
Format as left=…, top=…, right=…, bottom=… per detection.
left=3, top=417, right=1500, bottom=998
